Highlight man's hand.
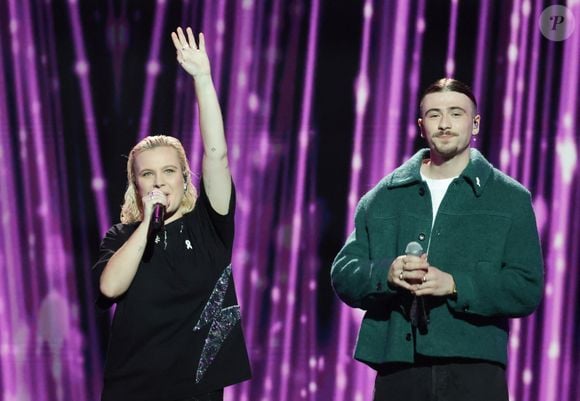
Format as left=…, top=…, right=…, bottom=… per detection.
left=388, top=254, right=429, bottom=291
left=412, top=265, right=455, bottom=297
left=388, top=255, right=455, bottom=297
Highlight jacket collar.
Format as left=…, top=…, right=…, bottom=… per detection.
left=386, top=148, right=493, bottom=197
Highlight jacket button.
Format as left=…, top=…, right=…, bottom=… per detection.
left=418, top=233, right=426, bottom=241
left=418, top=187, right=426, bottom=196
left=405, top=333, right=412, bottom=341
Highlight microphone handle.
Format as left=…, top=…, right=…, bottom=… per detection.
left=151, top=203, right=165, bottom=231
left=405, top=241, right=429, bottom=327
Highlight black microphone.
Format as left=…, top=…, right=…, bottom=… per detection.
left=151, top=203, right=165, bottom=231
left=405, top=241, right=429, bottom=330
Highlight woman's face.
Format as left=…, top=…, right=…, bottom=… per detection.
left=133, top=146, right=186, bottom=216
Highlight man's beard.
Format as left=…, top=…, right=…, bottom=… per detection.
left=431, top=132, right=468, bottom=160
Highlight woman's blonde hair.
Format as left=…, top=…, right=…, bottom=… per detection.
left=120, top=135, right=197, bottom=224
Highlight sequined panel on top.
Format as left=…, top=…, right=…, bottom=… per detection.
left=193, top=264, right=242, bottom=383
left=193, top=264, right=232, bottom=331
left=195, top=305, right=241, bottom=383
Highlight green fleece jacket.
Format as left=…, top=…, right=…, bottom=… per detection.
left=331, top=148, right=544, bottom=367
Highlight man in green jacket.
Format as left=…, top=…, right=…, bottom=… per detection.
left=331, top=78, right=544, bottom=401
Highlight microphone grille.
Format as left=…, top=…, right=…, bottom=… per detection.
left=405, top=241, right=424, bottom=256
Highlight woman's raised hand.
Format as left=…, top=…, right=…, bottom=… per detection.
left=171, top=27, right=211, bottom=78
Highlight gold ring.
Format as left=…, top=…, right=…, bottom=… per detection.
left=422, top=276, right=427, bottom=283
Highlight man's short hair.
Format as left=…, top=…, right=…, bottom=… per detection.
left=420, top=78, right=478, bottom=112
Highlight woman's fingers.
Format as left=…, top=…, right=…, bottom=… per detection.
left=176, top=27, right=188, bottom=48
left=170, top=32, right=182, bottom=50
left=198, top=32, right=206, bottom=52
left=186, top=27, right=197, bottom=49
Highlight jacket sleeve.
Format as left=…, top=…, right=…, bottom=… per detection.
left=330, top=196, right=399, bottom=310
left=448, top=192, right=544, bottom=317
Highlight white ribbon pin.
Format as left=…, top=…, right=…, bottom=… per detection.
left=185, top=240, right=193, bottom=250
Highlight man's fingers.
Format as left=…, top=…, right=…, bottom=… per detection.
left=401, top=270, right=425, bottom=280
left=397, top=280, right=416, bottom=291
left=412, top=281, right=435, bottom=296
left=405, top=264, right=429, bottom=272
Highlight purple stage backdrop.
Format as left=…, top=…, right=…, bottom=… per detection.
left=0, top=1, right=578, bottom=401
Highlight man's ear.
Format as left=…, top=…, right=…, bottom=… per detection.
left=473, top=115, right=480, bottom=134
left=417, top=118, right=424, bottom=138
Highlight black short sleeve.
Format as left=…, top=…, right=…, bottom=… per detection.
left=198, top=178, right=236, bottom=249
left=92, top=223, right=136, bottom=309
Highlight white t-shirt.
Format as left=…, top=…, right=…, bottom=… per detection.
left=421, top=173, right=457, bottom=228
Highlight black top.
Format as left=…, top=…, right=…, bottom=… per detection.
left=93, top=181, right=251, bottom=401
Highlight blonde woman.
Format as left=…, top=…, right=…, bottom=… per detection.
left=93, top=27, right=251, bottom=401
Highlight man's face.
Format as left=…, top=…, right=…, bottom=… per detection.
left=418, top=91, right=480, bottom=161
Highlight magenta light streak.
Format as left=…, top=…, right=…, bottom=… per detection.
left=507, top=0, right=532, bottom=180
left=278, top=2, right=320, bottom=400
left=498, top=0, right=522, bottom=171
left=32, top=0, right=91, bottom=396
left=22, top=0, right=86, bottom=398
left=294, top=197, right=319, bottom=401
left=472, top=0, right=491, bottom=112
left=137, top=0, right=167, bottom=140
left=334, top=1, right=373, bottom=401
left=229, top=0, right=268, bottom=311
left=539, top=3, right=579, bottom=398
left=561, top=188, right=580, bottom=401
left=516, top=1, right=542, bottom=400
left=2, top=0, right=90, bottom=399
left=224, top=0, right=255, bottom=184
left=370, top=2, right=397, bottom=190
left=307, top=207, right=320, bottom=401
left=520, top=0, right=541, bottom=189
left=232, top=1, right=282, bottom=401
left=0, top=23, right=22, bottom=399
left=524, top=23, right=555, bottom=401
left=507, top=2, right=533, bottom=395
left=259, top=3, right=306, bottom=399
left=445, top=0, right=459, bottom=77
left=403, top=0, right=426, bottom=159
left=381, top=0, right=410, bottom=176
left=67, top=0, right=110, bottom=236
left=222, top=1, right=255, bottom=321
left=7, top=0, right=47, bottom=397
